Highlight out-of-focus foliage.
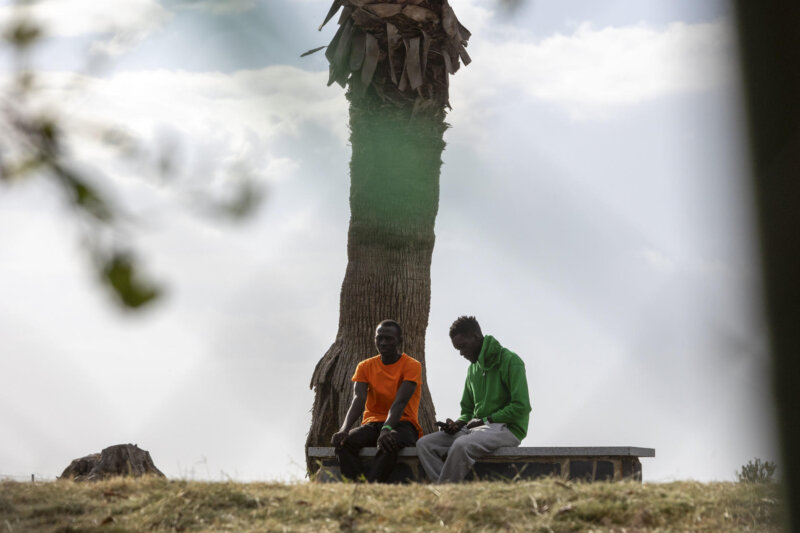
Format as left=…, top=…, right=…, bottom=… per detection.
left=0, top=1, right=263, bottom=310
left=737, top=458, right=778, bottom=484
left=0, top=4, right=161, bottom=309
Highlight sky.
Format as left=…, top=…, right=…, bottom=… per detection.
left=0, top=0, right=777, bottom=482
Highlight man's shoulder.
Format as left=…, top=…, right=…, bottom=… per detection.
left=499, top=347, right=525, bottom=367
left=356, top=354, right=382, bottom=370
left=401, top=353, right=422, bottom=368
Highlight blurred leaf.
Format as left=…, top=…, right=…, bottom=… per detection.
left=100, top=128, right=139, bottom=158
left=15, top=71, right=35, bottom=93
left=37, top=118, right=57, bottom=146
left=101, top=252, right=161, bottom=309
left=220, top=179, right=263, bottom=219
left=55, top=166, right=115, bottom=222
left=3, top=19, right=42, bottom=49
left=1, top=156, right=45, bottom=182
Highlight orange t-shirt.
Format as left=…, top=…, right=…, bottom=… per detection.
left=352, top=353, right=422, bottom=437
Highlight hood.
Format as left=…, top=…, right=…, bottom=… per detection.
left=477, top=335, right=503, bottom=370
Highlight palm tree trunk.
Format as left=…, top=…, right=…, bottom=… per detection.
left=306, top=89, right=446, bottom=466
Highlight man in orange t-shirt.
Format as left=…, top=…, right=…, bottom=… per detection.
left=331, top=319, right=422, bottom=482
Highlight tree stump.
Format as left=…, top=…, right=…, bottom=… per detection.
left=60, top=443, right=165, bottom=481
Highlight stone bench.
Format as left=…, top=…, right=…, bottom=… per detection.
left=309, top=446, right=655, bottom=483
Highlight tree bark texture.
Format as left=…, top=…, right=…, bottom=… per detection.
left=306, top=0, right=470, bottom=472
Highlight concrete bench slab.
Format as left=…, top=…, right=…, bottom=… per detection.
left=309, top=446, right=655, bottom=483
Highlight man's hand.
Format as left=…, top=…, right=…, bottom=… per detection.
left=376, top=428, right=398, bottom=452
left=331, top=430, right=348, bottom=448
left=441, top=418, right=466, bottom=435
left=465, top=417, right=485, bottom=429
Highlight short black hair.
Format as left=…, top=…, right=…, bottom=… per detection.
left=449, top=315, right=482, bottom=339
left=378, top=319, right=403, bottom=338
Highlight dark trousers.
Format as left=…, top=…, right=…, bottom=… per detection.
left=335, top=421, right=418, bottom=483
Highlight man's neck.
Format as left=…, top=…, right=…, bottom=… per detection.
left=380, top=352, right=402, bottom=365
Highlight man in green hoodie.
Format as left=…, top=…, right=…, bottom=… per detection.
left=417, top=316, right=531, bottom=483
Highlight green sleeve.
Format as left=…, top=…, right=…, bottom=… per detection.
left=457, top=372, right=475, bottom=422
left=490, top=360, right=531, bottom=423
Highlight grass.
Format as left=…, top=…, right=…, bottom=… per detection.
left=0, top=477, right=783, bottom=532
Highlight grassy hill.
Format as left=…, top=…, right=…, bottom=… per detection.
left=0, top=477, right=782, bottom=532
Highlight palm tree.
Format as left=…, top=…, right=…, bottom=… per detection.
left=304, top=0, right=471, bottom=466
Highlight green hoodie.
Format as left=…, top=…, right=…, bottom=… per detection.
left=457, top=335, right=532, bottom=441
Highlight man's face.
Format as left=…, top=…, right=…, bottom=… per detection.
left=451, top=333, right=482, bottom=364
left=375, top=324, right=401, bottom=357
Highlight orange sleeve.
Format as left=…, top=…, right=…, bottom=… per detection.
left=352, top=360, right=370, bottom=383
left=403, top=357, right=422, bottom=385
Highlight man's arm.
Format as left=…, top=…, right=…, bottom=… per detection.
left=438, top=375, right=474, bottom=433
left=384, top=380, right=417, bottom=429
left=331, top=381, right=368, bottom=447
left=456, top=374, right=475, bottom=424
left=486, top=360, right=531, bottom=423
left=376, top=380, right=417, bottom=452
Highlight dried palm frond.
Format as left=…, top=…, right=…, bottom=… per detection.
left=308, top=0, right=471, bottom=110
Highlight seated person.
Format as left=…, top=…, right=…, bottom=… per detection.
left=417, top=315, right=531, bottom=483
left=331, top=319, right=422, bottom=482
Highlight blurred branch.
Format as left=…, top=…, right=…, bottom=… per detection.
left=0, top=1, right=264, bottom=310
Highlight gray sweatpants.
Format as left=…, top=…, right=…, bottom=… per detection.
left=417, top=423, right=521, bottom=483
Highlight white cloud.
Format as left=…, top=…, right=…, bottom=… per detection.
left=172, top=0, right=257, bottom=14
left=443, top=0, right=495, bottom=37
left=99, top=66, right=345, bottom=142
left=262, top=157, right=300, bottom=184
left=0, top=0, right=171, bottom=56
left=457, top=18, right=735, bottom=120
left=27, top=65, right=346, bottom=196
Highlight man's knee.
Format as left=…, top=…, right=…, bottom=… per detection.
left=448, top=434, right=481, bottom=459
left=448, top=436, right=469, bottom=454
left=419, top=430, right=454, bottom=449
left=417, top=434, right=435, bottom=452
left=339, top=435, right=366, bottom=455
left=417, top=435, right=437, bottom=455
left=335, top=443, right=357, bottom=458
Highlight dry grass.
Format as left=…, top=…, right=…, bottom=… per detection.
left=0, top=477, right=783, bottom=532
